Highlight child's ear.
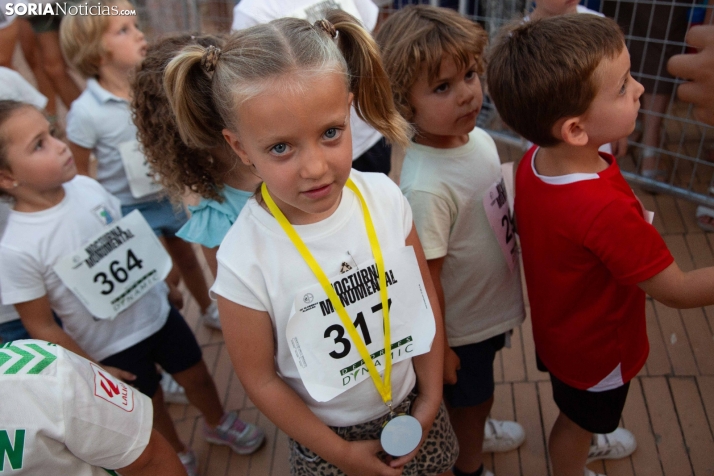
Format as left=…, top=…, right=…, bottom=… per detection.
left=553, top=116, right=589, bottom=147
left=0, top=169, right=17, bottom=192
left=222, top=129, right=251, bottom=167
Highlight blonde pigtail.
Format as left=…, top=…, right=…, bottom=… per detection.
left=325, top=10, right=412, bottom=149
left=163, top=45, right=226, bottom=150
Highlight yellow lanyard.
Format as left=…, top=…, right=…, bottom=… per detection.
left=261, top=178, right=393, bottom=406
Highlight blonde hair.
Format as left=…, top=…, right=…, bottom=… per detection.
left=59, top=0, right=135, bottom=78
left=376, top=5, right=488, bottom=122
left=164, top=10, right=411, bottom=163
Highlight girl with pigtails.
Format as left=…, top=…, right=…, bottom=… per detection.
left=164, top=10, right=458, bottom=476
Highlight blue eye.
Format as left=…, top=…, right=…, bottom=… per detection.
left=271, top=143, right=288, bottom=155
left=324, top=128, right=340, bottom=140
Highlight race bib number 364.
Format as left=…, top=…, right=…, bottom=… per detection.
left=285, top=246, right=436, bottom=402
left=53, top=210, right=171, bottom=319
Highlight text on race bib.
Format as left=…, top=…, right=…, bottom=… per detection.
left=483, top=178, right=518, bottom=273
left=53, top=210, right=172, bottom=320
left=286, top=246, right=436, bottom=402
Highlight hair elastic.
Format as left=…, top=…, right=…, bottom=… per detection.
left=314, top=19, right=337, bottom=40
left=201, top=45, right=222, bottom=73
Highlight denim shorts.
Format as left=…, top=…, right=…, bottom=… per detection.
left=121, top=197, right=188, bottom=238
left=0, top=319, right=31, bottom=344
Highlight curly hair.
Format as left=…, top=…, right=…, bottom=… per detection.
left=131, top=33, right=227, bottom=203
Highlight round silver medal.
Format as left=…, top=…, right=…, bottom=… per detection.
left=380, top=414, right=422, bottom=457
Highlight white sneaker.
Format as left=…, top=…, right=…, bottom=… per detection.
left=201, top=302, right=222, bottom=330
left=587, top=428, right=637, bottom=463
left=178, top=448, right=198, bottom=476
left=584, top=468, right=605, bottom=476
left=482, top=418, right=525, bottom=453
left=160, top=371, right=189, bottom=405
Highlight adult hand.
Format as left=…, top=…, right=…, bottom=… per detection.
left=668, top=25, right=714, bottom=126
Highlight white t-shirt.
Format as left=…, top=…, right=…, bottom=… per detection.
left=0, top=201, right=19, bottom=325
left=0, top=176, right=170, bottom=361
left=66, top=79, right=160, bottom=206
left=0, top=340, right=152, bottom=474
left=231, top=0, right=383, bottom=160
left=212, top=171, right=417, bottom=426
left=400, top=128, right=525, bottom=347
left=0, top=72, right=46, bottom=326
left=0, top=67, right=48, bottom=110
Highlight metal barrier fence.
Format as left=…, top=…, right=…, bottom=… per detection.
left=136, top=0, right=714, bottom=208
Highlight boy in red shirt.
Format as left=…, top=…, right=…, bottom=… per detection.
left=487, top=15, right=714, bottom=476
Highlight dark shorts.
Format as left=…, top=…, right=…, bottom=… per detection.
left=443, top=333, right=506, bottom=408
left=537, top=355, right=630, bottom=434
left=121, top=197, right=188, bottom=238
left=352, top=137, right=391, bottom=175
left=100, top=306, right=202, bottom=398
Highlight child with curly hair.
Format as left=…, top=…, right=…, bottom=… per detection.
left=132, top=33, right=261, bottom=277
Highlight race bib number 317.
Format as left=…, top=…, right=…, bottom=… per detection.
left=53, top=210, right=172, bottom=319
left=285, top=246, right=436, bottom=402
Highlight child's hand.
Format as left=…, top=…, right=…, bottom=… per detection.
left=443, top=347, right=460, bottom=385
left=337, top=440, right=403, bottom=476
left=102, top=365, right=137, bottom=383
left=387, top=395, right=439, bottom=470
left=166, top=282, right=184, bottom=310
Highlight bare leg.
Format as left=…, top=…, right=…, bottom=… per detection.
left=448, top=396, right=494, bottom=473
left=36, top=30, right=80, bottom=108
left=151, top=385, right=187, bottom=453
left=163, top=236, right=212, bottom=313
left=171, top=360, right=223, bottom=428
left=201, top=246, right=218, bottom=279
left=18, top=20, right=57, bottom=116
left=0, top=19, right=20, bottom=68
left=549, top=411, right=592, bottom=476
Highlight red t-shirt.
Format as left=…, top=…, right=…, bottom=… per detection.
left=515, top=147, right=673, bottom=390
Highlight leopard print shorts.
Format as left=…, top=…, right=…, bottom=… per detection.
left=289, top=392, right=459, bottom=475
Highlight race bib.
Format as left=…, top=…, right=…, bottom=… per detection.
left=118, top=140, right=162, bottom=199
left=288, top=0, right=363, bottom=24
left=483, top=178, right=518, bottom=272
left=286, top=246, right=436, bottom=402
left=53, top=210, right=172, bottom=320
left=635, top=196, right=655, bottom=224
